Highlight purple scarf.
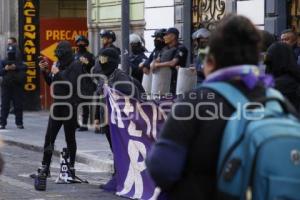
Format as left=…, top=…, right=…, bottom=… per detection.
left=204, top=65, right=274, bottom=89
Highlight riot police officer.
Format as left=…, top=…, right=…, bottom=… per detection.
left=36, top=41, right=84, bottom=178
left=99, top=30, right=121, bottom=56
left=151, top=27, right=188, bottom=95
left=0, top=44, right=26, bottom=129
left=129, top=33, right=148, bottom=83
left=74, top=35, right=96, bottom=131
left=139, top=29, right=166, bottom=74
left=191, top=28, right=211, bottom=83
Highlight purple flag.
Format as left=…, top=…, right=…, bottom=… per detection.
left=105, top=87, right=173, bottom=200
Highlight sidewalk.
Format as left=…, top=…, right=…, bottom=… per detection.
left=0, top=111, right=113, bottom=172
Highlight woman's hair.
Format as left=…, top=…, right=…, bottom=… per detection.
left=265, top=42, right=300, bottom=80
left=208, top=14, right=261, bottom=69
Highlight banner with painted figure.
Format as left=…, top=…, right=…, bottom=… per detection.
left=105, top=86, right=174, bottom=200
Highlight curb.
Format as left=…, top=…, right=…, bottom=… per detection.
left=3, top=139, right=113, bottom=173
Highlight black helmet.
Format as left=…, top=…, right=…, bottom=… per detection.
left=152, top=29, right=166, bottom=38
left=75, top=35, right=89, bottom=46
left=100, top=30, right=116, bottom=42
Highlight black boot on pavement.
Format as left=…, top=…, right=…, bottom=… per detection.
left=17, top=125, right=24, bottom=129
left=78, top=126, right=88, bottom=132
left=30, top=165, right=51, bottom=179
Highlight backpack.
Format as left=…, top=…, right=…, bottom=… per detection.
left=201, top=82, right=300, bottom=200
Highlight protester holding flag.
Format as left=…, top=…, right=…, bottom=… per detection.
left=94, top=47, right=145, bottom=191
left=147, top=15, right=270, bottom=199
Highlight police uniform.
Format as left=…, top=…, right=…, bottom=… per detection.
left=129, top=52, right=147, bottom=83
left=159, top=43, right=188, bottom=94
left=0, top=45, right=26, bottom=129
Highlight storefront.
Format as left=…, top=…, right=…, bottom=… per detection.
left=17, top=0, right=88, bottom=110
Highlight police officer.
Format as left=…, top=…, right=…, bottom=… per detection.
left=139, top=29, right=166, bottom=74
left=129, top=33, right=148, bottom=83
left=74, top=35, right=95, bottom=131
left=0, top=44, right=26, bottom=129
left=36, top=41, right=84, bottom=178
left=151, top=27, right=188, bottom=94
left=191, top=28, right=210, bottom=83
left=99, top=30, right=121, bottom=56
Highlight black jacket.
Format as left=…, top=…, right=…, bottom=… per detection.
left=43, top=60, right=84, bottom=105
left=0, top=59, right=26, bottom=86
left=146, top=81, right=265, bottom=200
left=74, top=50, right=95, bottom=73
left=274, top=74, right=300, bottom=112
left=129, top=52, right=147, bottom=83
left=74, top=50, right=96, bottom=97
left=95, top=68, right=145, bottom=120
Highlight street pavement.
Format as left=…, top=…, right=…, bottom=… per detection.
left=0, top=111, right=113, bottom=172
left=0, top=144, right=124, bottom=200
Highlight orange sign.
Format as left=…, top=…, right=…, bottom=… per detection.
left=40, top=18, right=88, bottom=61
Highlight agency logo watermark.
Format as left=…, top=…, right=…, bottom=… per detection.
left=50, top=78, right=266, bottom=126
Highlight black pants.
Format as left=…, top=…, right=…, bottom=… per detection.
left=42, top=106, right=77, bottom=167
left=0, top=84, right=23, bottom=126
left=81, top=105, right=89, bottom=126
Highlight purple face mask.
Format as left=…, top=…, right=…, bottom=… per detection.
left=204, top=65, right=274, bottom=89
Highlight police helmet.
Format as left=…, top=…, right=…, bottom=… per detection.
left=129, top=33, right=143, bottom=44
left=75, top=35, right=89, bottom=46
left=99, top=30, right=116, bottom=42
left=192, top=28, right=211, bottom=40
left=152, top=29, right=167, bottom=38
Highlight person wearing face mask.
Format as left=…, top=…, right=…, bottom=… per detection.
left=93, top=30, right=121, bottom=133
left=94, top=47, right=144, bottom=191
left=151, top=27, right=188, bottom=95
left=139, top=29, right=166, bottom=75
left=0, top=42, right=26, bottom=129
left=74, top=35, right=96, bottom=132
left=98, top=30, right=120, bottom=57
left=128, top=33, right=148, bottom=83
left=35, top=41, right=84, bottom=179
left=191, top=28, right=211, bottom=83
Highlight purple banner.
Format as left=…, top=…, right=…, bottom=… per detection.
left=105, top=87, right=173, bottom=199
